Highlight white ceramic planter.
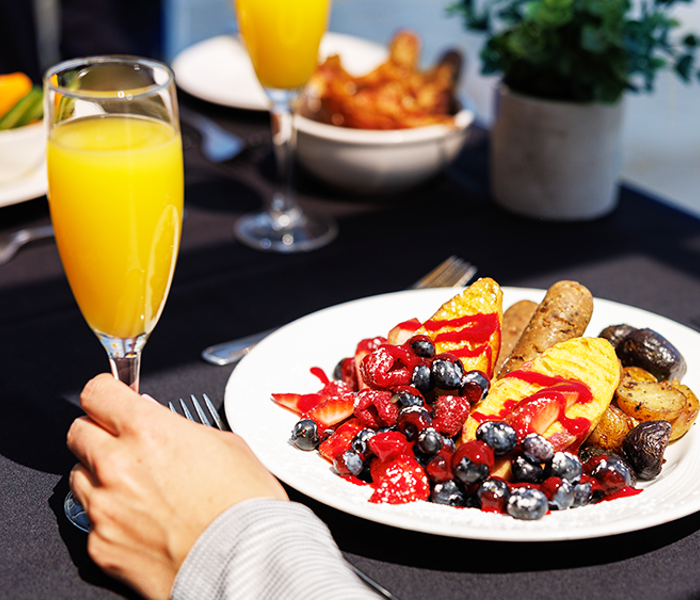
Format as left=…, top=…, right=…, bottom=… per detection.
left=490, top=86, right=624, bottom=220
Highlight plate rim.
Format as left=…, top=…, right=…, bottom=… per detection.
left=171, top=31, right=388, bottom=112
left=0, top=159, right=47, bottom=207
left=224, top=286, right=700, bottom=541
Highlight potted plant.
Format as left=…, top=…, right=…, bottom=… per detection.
left=449, top=0, right=700, bottom=220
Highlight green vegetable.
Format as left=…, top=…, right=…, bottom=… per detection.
left=448, top=0, right=700, bottom=103
left=0, top=86, right=43, bottom=130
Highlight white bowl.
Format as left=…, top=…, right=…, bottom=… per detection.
left=295, top=108, right=475, bottom=195
left=0, top=121, right=45, bottom=184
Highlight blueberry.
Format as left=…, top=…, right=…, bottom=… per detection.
left=572, top=481, right=593, bottom=507
left=351, top=428, right=376, bottom=456
left=476, top=421, right=517, bottom=455
left=543, top=477, right=575, bottom=510
left=431, top=354, right=465, bottom=390
left=477, top=478, right=510, bottom=512
left=460, top=370, right=490, bottom=403
left=544, top=452, right=582, bottom=483
left=416, top=427, right=443, bottom=456
left=333, top=450, right=364, bottom=477
left=409, top=334, right=435, bottom=358
left=589, top=455, right=636, bottom=494
left=453, top=454, right=490, bottom=485
left=397, top=406, right=432, bottom=441
left=290, top=419, right=319, bottom=451
left=390, top=388, right=424, bottom=409
left=511, top=454, right=545, bottom=484
left=411, top=364, right=434, bottom=394
left=442, top=437, right=456, bottom=453
left=431, top=480, right=466, bottom=506
left=522, top=433, right=554, bottom=464
left=506, top=487, right=548, bottom=520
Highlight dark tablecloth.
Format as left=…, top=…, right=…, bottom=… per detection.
left=2, top=96, right=700, bottom=600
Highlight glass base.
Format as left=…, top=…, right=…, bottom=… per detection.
left=64, top=491, right=90, bottom=532
left=234, top=210, right=337, bottom=253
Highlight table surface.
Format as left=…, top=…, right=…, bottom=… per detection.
left=2, top=92, right=700, bottom=600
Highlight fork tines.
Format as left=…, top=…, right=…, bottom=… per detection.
left=169, top=393, right=226, bottom=431
left=409, top=255, right=477, bottom=289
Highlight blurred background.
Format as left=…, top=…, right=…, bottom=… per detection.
left=2, top=0, right=699, bottom=217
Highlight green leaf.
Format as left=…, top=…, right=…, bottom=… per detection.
left=447, top=0, right=700, bottom=100
left=675, top=54, right=694, bottom=80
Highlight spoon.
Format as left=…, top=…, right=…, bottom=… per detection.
left=0, top=224, right=55, bottom=265
left=179, top=106, right=245, bottom=163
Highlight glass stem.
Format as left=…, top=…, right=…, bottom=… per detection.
left=267, top=89, right=302, bottom=229
left=108, top=353, right=141, bottom=392
left=98, top=333, right=148, bottom=393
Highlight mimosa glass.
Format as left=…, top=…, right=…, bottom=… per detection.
left=233, top=0, right=337, bottom=252
left=44, top=56, right=184, bottom=531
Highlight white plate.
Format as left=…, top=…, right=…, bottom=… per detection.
left=0, top=160, right=47, bottom=208
left=225, top=287, right=700, bottom=541
left=171, top=32, right=387, bottom=111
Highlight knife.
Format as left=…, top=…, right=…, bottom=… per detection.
left=201, top=327, right=278, bottom=366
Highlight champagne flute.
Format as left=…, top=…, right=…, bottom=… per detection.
left=44, top=56, right=184, bottom=531
left=233, top=0, right=337, bottom=253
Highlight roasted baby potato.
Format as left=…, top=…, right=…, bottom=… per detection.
left=622, top=365, right=658, bottom=383
left=615, top=372, right=687, bottom=423
left=669, top=380, right=700, bottom=441
left=586, top=404, right=639, bottom=451
left=622, top=420, right=672, bottom=480
left=616, top=327, right=687, bottom=381
left=599, top=324, right=637, bottom=351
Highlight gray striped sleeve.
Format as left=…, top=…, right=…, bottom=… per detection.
left=171, top=498, right=380, bottom=600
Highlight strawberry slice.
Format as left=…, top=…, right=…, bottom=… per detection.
left=318, top=418, right=364, bottom=462
left=506, top=388, right=568, bottom=442
left=387, top=318, right=421, bottom=345
left=305, top=395, right=355, bottom=429
left=369, top=455, right=430, bottom=504
left=320, top=380, right=354, bottom=398
left=271, top=392, right=325, bottom=415
left=367, top=430, right=412, bottom=462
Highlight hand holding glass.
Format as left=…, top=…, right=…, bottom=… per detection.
left=44, top=56, right=184, bottom=530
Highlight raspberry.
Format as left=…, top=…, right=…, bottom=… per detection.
left=353, top=388, right=398, bottom=428
left=360, top=345, right=413, bottom=389
left=432, top=395, right=471, bottom=437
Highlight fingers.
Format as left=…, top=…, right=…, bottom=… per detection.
left=79, top=374, right=168, bottom=436
left=66, top=415, right=112, bottom=474
left=69, top=462, right=98, bottom=510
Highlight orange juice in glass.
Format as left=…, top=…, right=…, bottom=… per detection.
left=232, top=0, right=337, bottom=253
left=235, top=0, right=330, bottom=90
left=47, top=115, right=183, bottom=340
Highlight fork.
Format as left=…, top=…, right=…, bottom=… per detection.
left=0, top=224, right=54, bottom=266
left=200, top=255, right=478, bottom=366
left=169, top=395, right=401, bottom=600
left=168, top=393, right=228, bottom=430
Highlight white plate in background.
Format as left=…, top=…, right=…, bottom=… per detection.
left=0, top=160, right=47, bottom=208
left=171, top=32, right=387, bottom=111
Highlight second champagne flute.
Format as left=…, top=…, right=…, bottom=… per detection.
left=233, top=0, right=337, bottom=253
left=44, top=56, right=184, bottom=530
